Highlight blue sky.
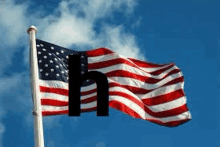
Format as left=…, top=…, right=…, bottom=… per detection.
left=0, top=0, right=219, bottom=146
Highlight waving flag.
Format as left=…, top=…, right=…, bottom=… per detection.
left=35, top=38, right=191, bottom=127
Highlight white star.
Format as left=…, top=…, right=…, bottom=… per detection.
left=60, top=64, right=62, bottom=67
left=51, top=68, right=54, bottom=72
left=45, top=64, right=48, bottom=67
left=51, top=46, right=54, bottom=50
left=39, top=69, right=43, bottom=72
left=42, top=48, right=46, bottom=51
left=66, top=56, right=69, bottom=59
left=56, top=52, right=59, bottom=55
left=87, top=80, right=89, bottom=82
left=56, top=65, right=59, bottom=68
left=37, top=45, right=40, bottom=47
left=40, top=44, right=44, bottom=47
left=65, top=70, right=68, bottom=73
left=56, top=73, right=60, bottom=76
left=54, top=58, right=57, bottom=61
left=81, top=64, right=84, bottom=66
left=49, top=60, right=53, bottom=63
left=59, top=58, right=61, bottom=60
left=61, top=50, right=64, bottom=53
left=39, top=60, right=42, bottom=63
left=61, top=71, right=64, bottom=73
left=67, top=77, right=69, bottom=80
left=81, top=71, right=84, bottom=74
left=48, top=53, right=52, bottom=56
left=38, top=51, right=41, bottom=54
left=45, top=73, right=49, bottom=76
left=44, top=56, right=47, bottom=59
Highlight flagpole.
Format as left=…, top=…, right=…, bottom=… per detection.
left=27, top=25, right=45, bottom=147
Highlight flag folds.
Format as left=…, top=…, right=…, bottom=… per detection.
left=35, top=38, right=191, bottom=127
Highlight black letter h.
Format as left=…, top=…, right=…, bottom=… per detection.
left=68, top=54, right=109, bottom=116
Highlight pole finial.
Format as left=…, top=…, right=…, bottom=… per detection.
left=27, top=25, right=37, bottom=34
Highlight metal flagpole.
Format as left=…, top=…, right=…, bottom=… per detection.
left=27, top=25, right=45, bottom=147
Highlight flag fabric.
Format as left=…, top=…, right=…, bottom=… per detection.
left=35, top=38, right=191, bottom=127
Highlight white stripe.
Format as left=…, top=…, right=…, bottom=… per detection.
left=40, top=92, right=97, bottom=102
left=148, top=96, right=186, bottom=112
left=42, top=105, right=67, bottom=111
left=39, top=80, right=68, bottom=89
left=41, top=92, right=68, bottom=101
left=157, top=111, right=191, bottom=123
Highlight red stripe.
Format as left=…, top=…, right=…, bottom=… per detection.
left=40, top=86, right=68, bottom=96
left=41, top=97, right=97, bottom=106
left=41, top=99, right=68, bottom=106
left=42, top=107, right=97, bottom=116
left=42, top=110, right=68, bottom=116
left=142, top=89, right=185, bottom=106
left=128, top=57, right=170, bottom=68
left=86, top=48, right=114, bottom=57
left=147, top=118, right=190, bottom=127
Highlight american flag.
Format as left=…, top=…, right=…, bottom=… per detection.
left=35, top=38, right=191, bottom=127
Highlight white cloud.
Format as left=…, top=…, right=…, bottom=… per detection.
left=41, top=14, right=95, bottom=47
left=95, top=24, right=145, bottom=60
left=0, top=0, right=28, bottom=45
